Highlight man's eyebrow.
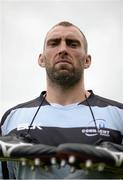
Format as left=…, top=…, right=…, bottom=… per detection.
left=46, top=38, right=61, bottom=42
left=47, top=37, right=81, bottom=43
left=66, top=38, right=81, bottom=42
left=66, top=38, right=81, bottom=45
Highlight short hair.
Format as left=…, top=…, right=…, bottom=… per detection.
left=52, top=21, right=88, bottom=53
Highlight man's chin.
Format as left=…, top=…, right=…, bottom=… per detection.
left=54, top=70, right=72, bottom=78
left=55, top=63, right=73, bottom=71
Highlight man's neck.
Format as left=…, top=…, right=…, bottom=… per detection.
left=46, top=83, right=90, bottom=105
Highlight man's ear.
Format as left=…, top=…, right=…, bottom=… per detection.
left=84, top=55, right=91, bottom=69
left=38, top=54, right=45, bottom=67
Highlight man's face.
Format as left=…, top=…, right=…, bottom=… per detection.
left=40, top=25, right=90, bottom=88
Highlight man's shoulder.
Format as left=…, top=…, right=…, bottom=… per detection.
left=93, top=92, right=123, bottom=109
left=3, top=91, right=47, bottom=113
left=0, top=93, right=44, bottom=127
left=7, top=96, right=40, bottom=112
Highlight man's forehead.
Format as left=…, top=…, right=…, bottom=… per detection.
left=45, top=25, right=84, bottom=41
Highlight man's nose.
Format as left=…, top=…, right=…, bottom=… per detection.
left=58, top=41, right=68, bottom=55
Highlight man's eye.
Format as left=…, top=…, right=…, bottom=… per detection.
left=50, top=42, right=57, bottom=46
left=48, top=40, right=59, bottom=47
left=70, top=42, right=78, bottom=48
left=67, top=40, right=80, bottom=48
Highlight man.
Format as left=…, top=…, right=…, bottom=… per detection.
left=0, top=21, right=123, bottom=179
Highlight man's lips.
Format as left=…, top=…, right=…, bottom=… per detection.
left=55, top=60, right=72, bottom=65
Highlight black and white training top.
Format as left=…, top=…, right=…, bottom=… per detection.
left=0, top=90, right=123, bottom=179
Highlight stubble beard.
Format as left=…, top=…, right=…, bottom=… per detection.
left=46, top=63, right=83, bottom=89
